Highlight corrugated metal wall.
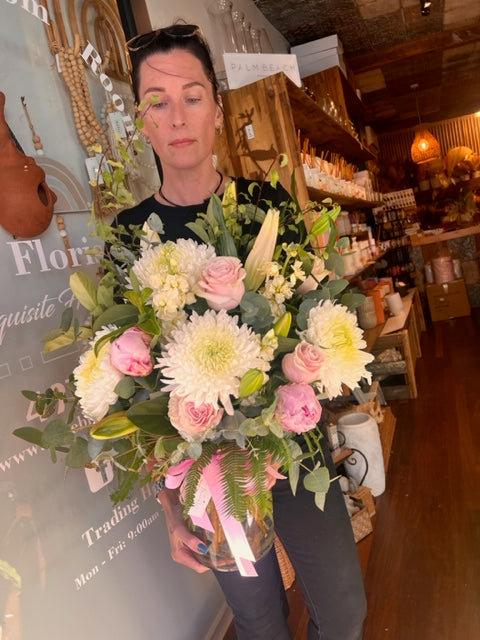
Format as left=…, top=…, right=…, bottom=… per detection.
left=378, top=114, right=480, bottom=164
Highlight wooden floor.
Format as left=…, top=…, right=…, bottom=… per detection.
left=225, top=307, right=480, bottom=639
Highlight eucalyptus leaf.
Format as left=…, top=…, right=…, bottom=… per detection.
left=13, top=426, right=45, bottom=447
left=88, top=436, right=106, bottom=460
left=146, top=213, right=164, bottom=234
left=341, top=291, right=366, bottom=311
left=288, top=460, right=300, bottom=495
left=337, top=236, right=350, bottom=251
left=115, top=376, right=136, bottom=399
left=186, top=442, right=202, bottom=459
left=60, top=307, right=73, bottom=331
left=21, top=390, right=39, bottom=402
left=42, top=419, right=75, bottom=448
left=325, top=252, right=345, bottom=277
left=303, top=466, right=330, bottom=494
left=66, top=437, right=91, bottom=468
left=324, top=278, right=349, bottom=298
left=110, top=245, right=137, bottom=264
left=314, top=491, right=327, bottom=511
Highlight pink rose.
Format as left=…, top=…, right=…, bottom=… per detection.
left=168, top=396, right=224, bottom=441
left=110, top=327, right=153, bottom=376
left=282, top=342, right=325, bottom=384
left=274, top=383, right=322, bottom=434
left=198, top=256, right=246, bottom=310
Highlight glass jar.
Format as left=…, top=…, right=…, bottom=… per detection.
left=189, top=500, right=274, bottom=572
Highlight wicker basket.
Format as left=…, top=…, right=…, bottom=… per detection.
left=274, top=533, right=295, bottom=590
left=350, top=500, right=373, bottom=543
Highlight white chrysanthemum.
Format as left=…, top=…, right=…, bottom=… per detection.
left=157, top=310, right=268, bottom=415
left=73, top=327, right=123, bottom=421
left=132, top=239, right=215, bottom=321
left=301, top=300, right=374, bottom=398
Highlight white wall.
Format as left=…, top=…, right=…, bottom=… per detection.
left=143, top=0, right=289, bottom=79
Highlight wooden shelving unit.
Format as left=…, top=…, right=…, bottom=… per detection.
left=307, top=185, right=383, bottom=209
left=221, top=72, right=375, bottom=210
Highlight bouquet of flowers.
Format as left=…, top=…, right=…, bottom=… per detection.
left=15, top=168, right=373, bottom=575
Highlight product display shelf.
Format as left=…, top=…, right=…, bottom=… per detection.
left=344, top=248, right=393, bottom=283
left=284, top=76, right=374, bottom=162
left=221, top=71, right=375, bottom=214
left=409, top=224, right=480, bottom=247
left=363, top=288, right=425, bottom=400
left=307, top=185, right=383, bottom=209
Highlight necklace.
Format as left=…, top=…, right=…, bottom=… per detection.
left=159, top=170, right=223, bottom=207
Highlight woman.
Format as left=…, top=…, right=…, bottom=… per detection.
left=117, top=22, right=367, bottom=640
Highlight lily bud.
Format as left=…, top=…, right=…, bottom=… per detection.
left=244, top=208, right=280, bottom=291
left=90, top=411, right=139, bottom=439
left=273, top=312, right=292, bottom=337
left=238, top=368, right=265, bottom=398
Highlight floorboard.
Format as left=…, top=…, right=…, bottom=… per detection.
left=224, top=308, right=480, bottom=639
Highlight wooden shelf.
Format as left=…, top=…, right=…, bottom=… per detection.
left=307, top=186, right=383, bottom=209
left=409, top=224, right=480, bottom=246
left=284, top=75, right=374, bottom=163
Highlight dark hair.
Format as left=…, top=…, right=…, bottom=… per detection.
left=127, top=22, right=220, bottom=104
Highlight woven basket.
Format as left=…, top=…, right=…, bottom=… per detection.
left=274, top=534, right=295, bottom=590
left=350, top=500, right=373, bottom=543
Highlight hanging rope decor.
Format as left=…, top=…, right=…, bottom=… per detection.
left=411, top=127, right=441, bottom=164
left=410, top=84, right=441, bottom=164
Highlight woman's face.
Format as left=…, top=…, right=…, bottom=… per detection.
left=137, top=48, right=223, bottom=173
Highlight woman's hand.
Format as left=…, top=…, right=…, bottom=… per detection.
left=157, top=488, right=211, bottom=573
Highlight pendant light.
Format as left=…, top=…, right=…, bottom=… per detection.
left=410, top=84, right=441, bottom=164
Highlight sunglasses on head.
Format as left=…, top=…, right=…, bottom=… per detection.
left=124, top=24, right=204, bottom=73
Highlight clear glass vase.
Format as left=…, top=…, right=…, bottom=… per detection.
left=189, top=500, right=274, bottom=572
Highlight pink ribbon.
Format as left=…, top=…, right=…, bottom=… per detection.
left=165, top=456, right=263, bottom=577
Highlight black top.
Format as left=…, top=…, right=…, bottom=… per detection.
left=113, top=176, right=292, bottom=244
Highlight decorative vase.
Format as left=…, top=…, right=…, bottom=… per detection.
left=337, top=412, right=386, bottom=496
left=188, top=499, right=274, bottom=572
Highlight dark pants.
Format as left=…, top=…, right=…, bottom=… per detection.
left=213, top=447, right=367, bottom=640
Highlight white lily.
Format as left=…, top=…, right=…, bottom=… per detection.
left=244, top=208, right=280, bottom=291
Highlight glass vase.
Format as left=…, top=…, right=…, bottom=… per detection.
left=208, top=0, right=238, bottom=54
left=189, top=499, right=274, bottom=572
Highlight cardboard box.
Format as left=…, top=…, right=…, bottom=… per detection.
left=426, top=279, right=471, bottom=321
left=291, top=34, right=344, bottom=57
left=295, top=51, right=346, bottom=79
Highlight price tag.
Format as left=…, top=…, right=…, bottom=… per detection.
left=108, top=111, right=127, bottom=138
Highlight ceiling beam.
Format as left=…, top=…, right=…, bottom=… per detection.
left=348, top=21, right=480, bottom=73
